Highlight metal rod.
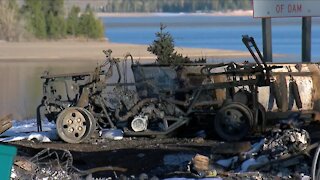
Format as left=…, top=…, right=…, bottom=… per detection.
left=98, top=96, right=115, bottom=128
left=36, top=104, right=44, bottom=132
left=262, top=18, right=272, bottom=62
left=302, top=17, right=312, bottom=62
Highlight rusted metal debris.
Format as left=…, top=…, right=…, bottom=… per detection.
left=0, top=114, right=12, bottom=134
left=11, top=148, right=127, bottom=179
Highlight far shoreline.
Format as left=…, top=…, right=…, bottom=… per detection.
left=97, top=10, right=253, bottom=18
left=0, top=40, right=254, bottom=62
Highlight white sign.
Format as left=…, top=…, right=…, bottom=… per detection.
left=253, top=0, right=320, bottom=18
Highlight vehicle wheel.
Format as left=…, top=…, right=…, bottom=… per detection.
left=214, top=102, right=253, bottom=141
left=56, top=107, right=96, bottom=143
left=233, top=89, right=252, bottom=105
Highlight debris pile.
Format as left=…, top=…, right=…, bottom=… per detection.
left=11, top=149, right=81, bottom=179
left=262, top=128, right=310, bottom=159
left=185, top=119, right=313, bottom=179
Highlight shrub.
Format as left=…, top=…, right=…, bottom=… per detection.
left=0, top=0, right=25, bottom=41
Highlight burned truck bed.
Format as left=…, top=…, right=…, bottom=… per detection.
left=36, top=36, right=319, bottom=144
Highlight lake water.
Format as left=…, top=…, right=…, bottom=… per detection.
left=102, top=15, right=320, bottom=62
left=0, top=61, right=99, bottom=120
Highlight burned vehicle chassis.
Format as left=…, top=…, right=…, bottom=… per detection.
left=36, top=36, right=281, bottom=143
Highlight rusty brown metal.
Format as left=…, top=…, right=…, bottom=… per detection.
left=0, top=114, right=12, bottom=134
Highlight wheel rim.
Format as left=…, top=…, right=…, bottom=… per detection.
left=214, top=103, right=253, bottom=141
left=56, top=107, right=95, bottom=143
left=220, top=108, right=247, bottom=134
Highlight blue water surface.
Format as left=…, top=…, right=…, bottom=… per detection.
left=102, top=15, right=320, bottom=62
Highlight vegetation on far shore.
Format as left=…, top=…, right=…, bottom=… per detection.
left=0, top=0, right=104, bottom=41
left=98, top=0, right=251, bottom=13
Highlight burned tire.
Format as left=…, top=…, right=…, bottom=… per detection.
left=270, top=81, right=282, bottom=109
left=290, top=81, right=302, bottom=109
left=233, top=89, right=251, bottom=105
left=214, top=102, right=253, bottom=141
left=56, top=107, right=96, bottom=143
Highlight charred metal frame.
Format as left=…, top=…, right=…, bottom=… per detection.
left=36, top=35, right=281, bottom=142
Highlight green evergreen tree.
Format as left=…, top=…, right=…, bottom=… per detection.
left=148, top=24, right=174, bottom=64
left=56, top=15, right=67, bottom=38
left=78, top=10, right=89, bottom=37
left=23, top=0, right=46, bottom=38
left=67, top=6, right=80, bottom=36
left=47, top=11, right=66, bottom=39
left=93, top=17, right=105, bottom=39
left=47, top=11, right=56, bottom=38
left=78, top=6, right=104, bottom=39
left=44, top=0, right=66, bottom=39
left=148, top=24, right=190, bottom=64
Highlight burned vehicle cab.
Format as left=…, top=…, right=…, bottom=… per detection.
left=37, top=50, right=193, bottom=143
left=132, top=65, right=178, bottom=97
left=37, top=66, right=106, bottom=143
left=131, top=64, right=207, bottom=106
left=37, top=35, right=301, bottom=143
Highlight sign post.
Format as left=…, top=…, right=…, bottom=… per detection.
left=262, top=18, right=272, bottom=62
left=253, top=0, right=319, bottom=62
left=302, top=17, right=311, bottom=62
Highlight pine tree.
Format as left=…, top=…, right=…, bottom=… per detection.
left=67, top=6, right=80, bottom=36
left=148, top=24, right=191, bottom=64
left=78, top=6, right=104, bottom=39
left=44, top=0, right=66, bottom=39
left=147, top=24, right=175, bottom=64
left=23, top=0, right=46, bottom=38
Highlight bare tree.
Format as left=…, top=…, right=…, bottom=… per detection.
left=0, top=0, right=24, bottom=41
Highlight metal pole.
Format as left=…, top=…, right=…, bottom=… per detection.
left=262, top=18, right=272, bottom=62
left=302, top=17, right=312, bottom=62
